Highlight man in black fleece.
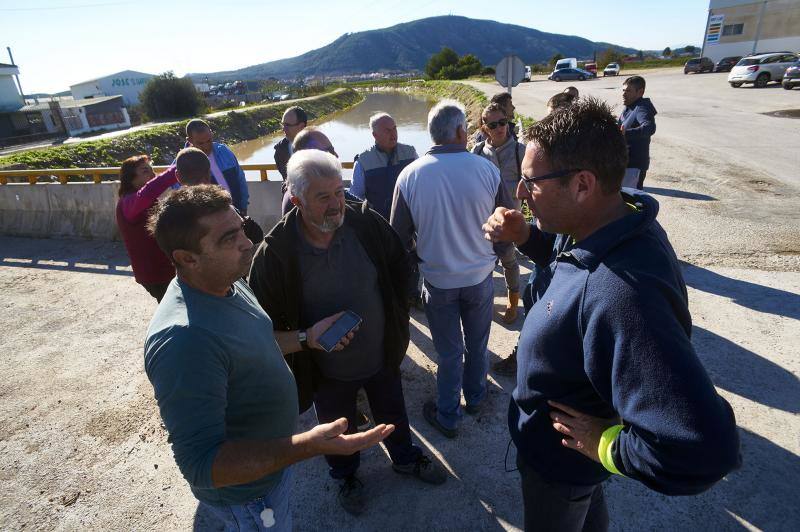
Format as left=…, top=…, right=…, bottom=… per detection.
left=619, top=75, right=657, bottom=189
left=483, top=97, right=740, bottom=532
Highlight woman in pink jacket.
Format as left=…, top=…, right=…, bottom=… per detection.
left=116, top=155, right=177, bottom=302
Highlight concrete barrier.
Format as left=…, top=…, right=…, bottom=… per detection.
left=0, top=179, right=354, bottom=240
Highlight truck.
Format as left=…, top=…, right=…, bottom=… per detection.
left=554, top=57, right=578, bottom=71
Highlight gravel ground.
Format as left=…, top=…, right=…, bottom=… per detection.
left=1, top=68, right=798, bottom=531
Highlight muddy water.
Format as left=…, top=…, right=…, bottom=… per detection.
left=231, top=92, right=435, bottom=181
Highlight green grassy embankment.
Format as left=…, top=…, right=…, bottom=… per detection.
left=0, top=88, right=363, bottom=175
left=355, top=79, right=536, bottom=138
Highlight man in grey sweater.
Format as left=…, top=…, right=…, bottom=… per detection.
left=390, top=100, right=513, bottom=438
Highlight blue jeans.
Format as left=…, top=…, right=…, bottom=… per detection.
left=423, top=273, right=493, bottom=429
left=200, top=468, right=292, bottom=532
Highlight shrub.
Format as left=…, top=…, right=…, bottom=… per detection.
left=141, top=72, right=204, bottom=119
left=425, top=49, right=483, bottom=80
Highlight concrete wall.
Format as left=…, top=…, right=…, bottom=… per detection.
left=705, top=0, right=800, bottom=62
left=0, top=180, right=332, bottom=240
left=706, top=35, right=800, bottom=61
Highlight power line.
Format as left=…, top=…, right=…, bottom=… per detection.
left=0, top=1, right=133, bottom=11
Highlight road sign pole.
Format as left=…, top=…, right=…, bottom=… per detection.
left=507, top=59, right=513, bottom=96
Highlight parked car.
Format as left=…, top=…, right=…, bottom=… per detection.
left=523, top=65, right=532, bottom=82
left=603, top=63, right=621, bottom=76
left=584, top=62, right=597, bottom=74
left=728, top=52, right=799, bottom=88
left=684, top=57, right=715, bottom=74
left=549, top=68, right=595, bottom=82
left=783, top=60, right=800, bottom=89
left=714, top=56, right=742, bottom=72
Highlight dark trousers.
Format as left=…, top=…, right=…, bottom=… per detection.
left=409, top=262, right=421, bottom=299
left=141, top=282, right=170, bottom=303
left=636, top=169, right=647, bottom=190
left=517, top=455, right=608, bottom=532
left=314, top=365, right=420, bottom=479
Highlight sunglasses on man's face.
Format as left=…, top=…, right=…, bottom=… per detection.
left=485, top=119, right=509, bottom=130
left=520, top=168, right=581, bottom=193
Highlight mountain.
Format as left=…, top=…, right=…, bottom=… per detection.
left=190, top=15, right=636, bottom=81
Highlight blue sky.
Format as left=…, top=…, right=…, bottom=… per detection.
left=0, top=0, right=708, bottom=94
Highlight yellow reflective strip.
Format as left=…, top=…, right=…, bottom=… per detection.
left=598, top=424, right=625, bottom=475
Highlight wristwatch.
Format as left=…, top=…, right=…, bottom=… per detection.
left=298, top=330, right=309, bottom=351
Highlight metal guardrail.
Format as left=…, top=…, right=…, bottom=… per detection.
left=0, top=162, right=356, bottom=185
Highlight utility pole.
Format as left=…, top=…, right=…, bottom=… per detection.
left=752, top=0, right=768, bottom=55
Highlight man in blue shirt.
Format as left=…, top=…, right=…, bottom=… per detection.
left=185, top=119, right=250, bottom=213
left=144, top=185, right=394, bottom=531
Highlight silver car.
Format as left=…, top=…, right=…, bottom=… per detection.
left=728, top=52, right=799, bottom=88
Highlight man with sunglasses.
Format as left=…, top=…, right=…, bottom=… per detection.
left=475, top=92, right=519, bottom=144
left=472, top=103, right=526, bottom=328
left=483, top=98, right=739, bottom=531
left=274, top=106, right=308, bottom=184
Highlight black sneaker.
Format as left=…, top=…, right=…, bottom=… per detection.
left=464, top=403, right=481, bottom=416
left=392, top=454, right=448, bottom=485
left=492, top=348, right=517, bottom=377
left=423, top=401, right=457, bottom=439
left=337, top=475, right=366, bottom=516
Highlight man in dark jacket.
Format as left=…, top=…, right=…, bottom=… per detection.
left=618, top=76, right=657, bottom=189
left=274, top=106, right=307, bottom=183
left=483, top=97, right=740, bottom=532
left=249, top=149, right=446, bottom=517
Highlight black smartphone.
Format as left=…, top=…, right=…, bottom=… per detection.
left=317, top=311, right=362, bottom=353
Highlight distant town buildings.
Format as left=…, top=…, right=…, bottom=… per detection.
left=702, top=0, right=800, bottom=62
left=19, top=96, right=130, bottom=136
left=1, top=63, right=134, bottom=144
left=70, top=70, right=154, bottom=106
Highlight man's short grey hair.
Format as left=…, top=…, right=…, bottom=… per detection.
left=369, top=112, right=393, bottom=132
left=428, top=99, right=467, bottom=144
left=287, top=149, right=342, bottom=203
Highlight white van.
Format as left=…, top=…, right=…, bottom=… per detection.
left=523, top=66, right=532, bottom=82
left=555, top=57, right=578, bottom=71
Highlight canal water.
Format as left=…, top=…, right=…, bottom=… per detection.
left=232, top=92, right=435, bottom=181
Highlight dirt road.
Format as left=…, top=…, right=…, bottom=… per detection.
left=1, top=69, right=799, bottom=531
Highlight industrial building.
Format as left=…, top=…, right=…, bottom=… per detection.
left=1, top=62, right=131, bottom=143
left=70, top=70, right=154, bottom=105
left=19, top=96, right=130, bottom=136
left=0, top=62, right=53, bottom=142
left=702, top=0, right=800, bottom=62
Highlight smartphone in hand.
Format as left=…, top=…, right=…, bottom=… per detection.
left=317, top=310, right=362, bottom=352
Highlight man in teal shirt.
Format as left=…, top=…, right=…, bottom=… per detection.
left=144, top=185, right=394, bottom=530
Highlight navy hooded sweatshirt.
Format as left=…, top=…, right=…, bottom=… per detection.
left=511, top=191, right=740, bottom=495
left=618, top=97, right=657, bottom=172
